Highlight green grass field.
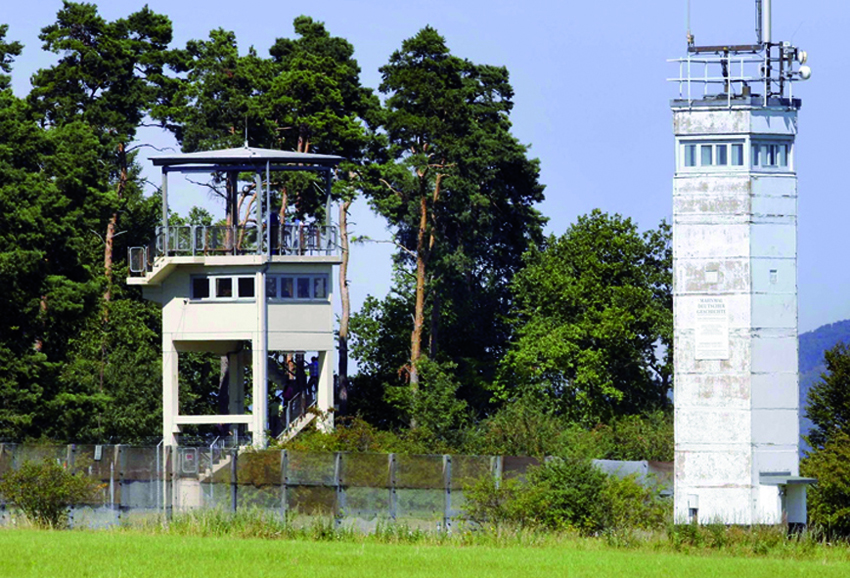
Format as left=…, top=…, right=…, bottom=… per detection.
left=1, top=529, right=849, bottom=578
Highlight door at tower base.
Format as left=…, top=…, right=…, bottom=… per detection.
left=695, top=296, right=729, bottom=360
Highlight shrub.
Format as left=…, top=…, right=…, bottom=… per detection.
left=0, top=458, right=99, bottom=528
left=463, top=458, right=670, bottom=536
left=801, top=431, right=850, bottom=537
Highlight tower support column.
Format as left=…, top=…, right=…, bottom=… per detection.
left=317, top=350, right=334, bottom=432
left=162, top=337, right=179, bottom=447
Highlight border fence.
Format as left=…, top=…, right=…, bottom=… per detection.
left=0, top=443, right=671, bottom=531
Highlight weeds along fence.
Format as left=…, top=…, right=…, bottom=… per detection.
left=0, top=443, right=671, bottom=531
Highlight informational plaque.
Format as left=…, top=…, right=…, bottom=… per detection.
left=695, top=296, right=729, bottom=360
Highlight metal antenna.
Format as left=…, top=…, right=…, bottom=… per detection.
left=686, top=0, right=693, bottom=45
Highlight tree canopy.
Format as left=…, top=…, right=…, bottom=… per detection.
left=496, top=210, right=672, bottom=426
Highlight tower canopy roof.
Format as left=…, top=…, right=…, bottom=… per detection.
left=151, top=145, right=343, bottom=170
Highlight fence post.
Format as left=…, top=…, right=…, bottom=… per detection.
left=118, top=445, right=126, bottom=525
left=280, top=449, right=289, bottom=521
left=230, top=448, right=238, bottom=513
left=388, top=453, right=397, bottom=522
left=67, top=444, right=76, bottom=528
left=165, top=446, right=173, bottom=522
left=334, top=452, right=345, bottom=529
left=491, top=455, right=503, bottom=490
left=443, top=455, right=452, bottom=534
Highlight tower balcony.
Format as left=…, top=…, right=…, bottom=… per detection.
left=127, top=223, right=340, bottom=286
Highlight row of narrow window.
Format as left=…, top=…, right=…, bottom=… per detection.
left=191, top=274, right=329, bottom=300
left=683, top=142, right=790, bottom=169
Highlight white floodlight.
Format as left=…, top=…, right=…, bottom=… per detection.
left=799, top=65, right=812, bottom=80
left=797, top=50, right=808, bottom=64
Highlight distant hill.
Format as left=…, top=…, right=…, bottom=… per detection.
left=799, top=319, right=850, bottom=455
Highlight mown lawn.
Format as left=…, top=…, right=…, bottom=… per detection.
left=1, top=529, right=849, bottom=578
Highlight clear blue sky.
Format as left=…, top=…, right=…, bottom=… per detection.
left=4, top=0, right=846, bottom=332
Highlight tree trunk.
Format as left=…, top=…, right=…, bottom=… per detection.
left=337, top=199, right=352, bottom=415
left=409, top=194, right=429, bottom=424
left=217, top=354, right=230, bottom=415
left=103, top=141, right=128, bottom=304
left=429, top=291, right=440, bottom=358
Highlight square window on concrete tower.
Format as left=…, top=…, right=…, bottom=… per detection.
left=684, top=144, right=696, bottom=167
left=297, top=277, right=310, bottom=299
left=238, top=277, right=255, bottom=298
left=732, top=144, right=744, bottom=166
left=716, top=145, right=728, bottom=166
left=701, top=144, right=713, bottom=166
left=280, top=277, right=293, bottom=298
left=192, top=277, right=209, bottom=299
left=216, top=277, right=232, bottom=298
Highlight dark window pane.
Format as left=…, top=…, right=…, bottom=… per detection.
left=216, top=277, right=232, bottom=298
left=238, top=277, right=255, bottom=298
left=700, top=144, right=712, bottom=166
left=716, top=145, right=727, bottom=165
left=192, top=277, right=209, bottom=299
left=281, top=278, right=293, bottom=298
left=297, top=278, right=310, bottom=299
left=266, top=276, right=277, bottom=298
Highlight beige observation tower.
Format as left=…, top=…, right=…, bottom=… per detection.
left=128, top=146, right=342, bottom=449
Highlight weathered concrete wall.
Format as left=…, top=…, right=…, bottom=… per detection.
left=672, top=103, right=800, bottom=524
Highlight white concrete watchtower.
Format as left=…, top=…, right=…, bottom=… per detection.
left=128, top=146, right=342, bottom=449
left=670, top=1, right=814, bottom=526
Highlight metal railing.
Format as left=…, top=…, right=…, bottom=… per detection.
left=668, top=44, right=806, bottom=107
left=128, top=224, right=339, bottom=275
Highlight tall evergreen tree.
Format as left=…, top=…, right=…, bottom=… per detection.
left=28, top=1, right=176, bottom=303
left=362, top=27, right=545, bottom=420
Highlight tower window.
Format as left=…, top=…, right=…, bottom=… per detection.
left=192, top=277, right=210, bottom=299
left=752, top=141, right=792, bottom=169
left=297, top=277, right=311, bottom=299
left=215, top=278, right=232, bottom=298
left=681, top=141, right=745, bottom=169
left=266, top=274, right=330, bottom=301
left=731, top=144, right=744, bottom=166
left=266, top=276, right=277, bottom=298
left=238, top=277, right=255, bottom=298
left=684, top=144, right=697, bottom=167
left=190, top=275, right=256, bottom=301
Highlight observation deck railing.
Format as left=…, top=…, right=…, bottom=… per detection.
left=128, top=224, right=339, bottom=275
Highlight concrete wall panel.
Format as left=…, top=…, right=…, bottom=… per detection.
left=675, top=374, right=750, bottom=409
left=674, top=450, right=751, bottom=486
left=750, top=223, right=796, bottom=258
left=751, top=293, right=797, bottom=329
left=674, top=329, right=751, bottom=374
left=751, top=373, right=799, bottom=410
left=675, top=294, right=750, bottom=328
left=751, top=258, right=797, bottom=294
left=750, top=110, right=798, bottom=135
left=675, top=259, right=750, bottom=293
left=674, top=223, right=750, bottom=259
left=751, top=409, right=801, bottom=446
left=676, top=408, right=751, bottom=445
left=673, top=110, right=749, bottom=135
left=751, top=334, right=797, bottom=374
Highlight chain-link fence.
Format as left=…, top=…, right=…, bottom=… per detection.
left=0, top=442, right=670, bottom=531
